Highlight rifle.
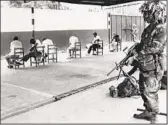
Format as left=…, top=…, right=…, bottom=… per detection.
left=107, top=42, right=139, bottom=76
left=137, top=108, right=167, bottom=116
left=118, top=67, right=138, bottom=88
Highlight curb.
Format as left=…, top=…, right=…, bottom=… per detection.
left=1, top=97, right=57, bottom=121
left=1, top=75, right=122, bottom=121
left=54, top=75, right=122, bottom=100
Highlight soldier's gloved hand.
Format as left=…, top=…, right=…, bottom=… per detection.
left=125, top=56, right=134, bottom=66
left=139, top=50, right=145, bottom=55
left=128, top=49, right=138, bottom=57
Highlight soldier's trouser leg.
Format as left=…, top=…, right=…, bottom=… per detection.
left=134, top=73, right=151, bottom=120
left=134, top=72, right=163, bottom=123
left=142, top=77, right=160, bottom=114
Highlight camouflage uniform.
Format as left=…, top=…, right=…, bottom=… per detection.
left=134, top=12, right=166, bottom=123
left=132, top=1, right=166, bottom=123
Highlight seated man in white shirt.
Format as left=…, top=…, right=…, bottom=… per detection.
left=86, top=32, right=101, bottom=55
left=5, top=36, right=23, bottom=68
left=36, top=39, right=42, bottom=47
left=42, top=38, right=55, bottom=60
left=67, top=36, right=79, bottom=58
left=42, top=38, right=54, bottom=54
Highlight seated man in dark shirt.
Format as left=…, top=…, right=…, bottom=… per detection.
left=86, top=32, right=101, bottom=55
left=21, top=38, right=42, bottom=62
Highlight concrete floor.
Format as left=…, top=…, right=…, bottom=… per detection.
left=2, top=76, right=166, bottom=123
left=1, top=42, right=167, bottom=123
left=1, top=45, right=126, bottom=114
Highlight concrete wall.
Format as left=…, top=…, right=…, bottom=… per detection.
left=1, top=7, right=144, bottom=55
left=1, top=8, right=107, bottom=32
left=1, top=30, right=108, bottom=56
left=1, top=8, right=108, bottom=55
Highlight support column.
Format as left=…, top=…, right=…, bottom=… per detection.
left=107, top=13, right=111, bottom=51
left=31, top=1, right=35, bottom=39
left=166, top=0, right=168, bottom=62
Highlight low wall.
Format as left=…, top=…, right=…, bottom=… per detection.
left=1, top=29, right=108, bottom=56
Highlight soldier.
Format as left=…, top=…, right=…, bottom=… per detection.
left=126, top=0, right=166, bottom=123
left=131, top=24, right=138, bottom=42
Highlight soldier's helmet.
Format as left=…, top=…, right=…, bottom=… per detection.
left=139, top=0, right=166, bottom=22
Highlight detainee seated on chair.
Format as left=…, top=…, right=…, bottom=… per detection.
left=67, top=36, right=79, bottom=59
left=20, top=38, right=44, bottom=62
left=86, top=32, right=101, bottom=55
left=5, top=36, right=23, bottom=68
left=110, top=33, right=121, bottom=52
left=42, top=38, right=55, bottom=59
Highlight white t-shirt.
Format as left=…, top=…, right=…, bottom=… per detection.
left=9, top=40, right=22, bottom=55
left=36, top=39, right=42, bottom=46
left=92, top=35, right=101, bottom=44
left=69, top=36, right=79, bottom=48
left=34, top=39, right=43, bottom=51
left=42, top=39, right=54, bottom=53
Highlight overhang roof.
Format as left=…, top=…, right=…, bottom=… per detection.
left=52, top=0, right=139, bottom=6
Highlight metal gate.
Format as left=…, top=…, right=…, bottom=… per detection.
left=107, top=13, right=146, bottom=51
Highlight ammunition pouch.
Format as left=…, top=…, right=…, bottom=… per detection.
left=158, top=53, right=165, bottom=70
left=138, top=54, right=156, bottom=72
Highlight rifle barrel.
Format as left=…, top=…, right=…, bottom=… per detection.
left=107, top=67, right=117, bottom=76
left=107, top=42, right=138, bottom=77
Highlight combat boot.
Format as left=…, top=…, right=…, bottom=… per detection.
left=150, top=114, right=158, bottom=124
left=133, top=110, right=151, bottom=121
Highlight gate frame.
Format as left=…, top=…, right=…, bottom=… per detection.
left=107, top=13, right=146, bottom=52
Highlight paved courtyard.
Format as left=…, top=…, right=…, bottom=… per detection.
left=2, top=76, right=166, bottom=123
left=1, top=42, right=167, bottom=123
left=1, top=44, right=125, bottom=114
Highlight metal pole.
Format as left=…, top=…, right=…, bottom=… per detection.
left=111, top=15, right=113, bottom=48
left=116, top=16, right=118, bottom=52
left=140, top=16, right=142, bottom=40
left=31, top=1, right=35, bottom=39
left=107, top=13, right=111, bottom=51
left=131, top=16, right=132, bottom=42
left=121, top=15, right=122, bottom=51
left=126, top=16, right=127, bottom=41
left=166, top=0, right=168, bottom=38
left=166, top=1, right=168, bottom=92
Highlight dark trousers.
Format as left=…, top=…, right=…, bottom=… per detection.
left=22, top=51, right=42, bottom=62
left=5, top=55, right=19, bottom=65
left=88, top=44, right=100, bottom=54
